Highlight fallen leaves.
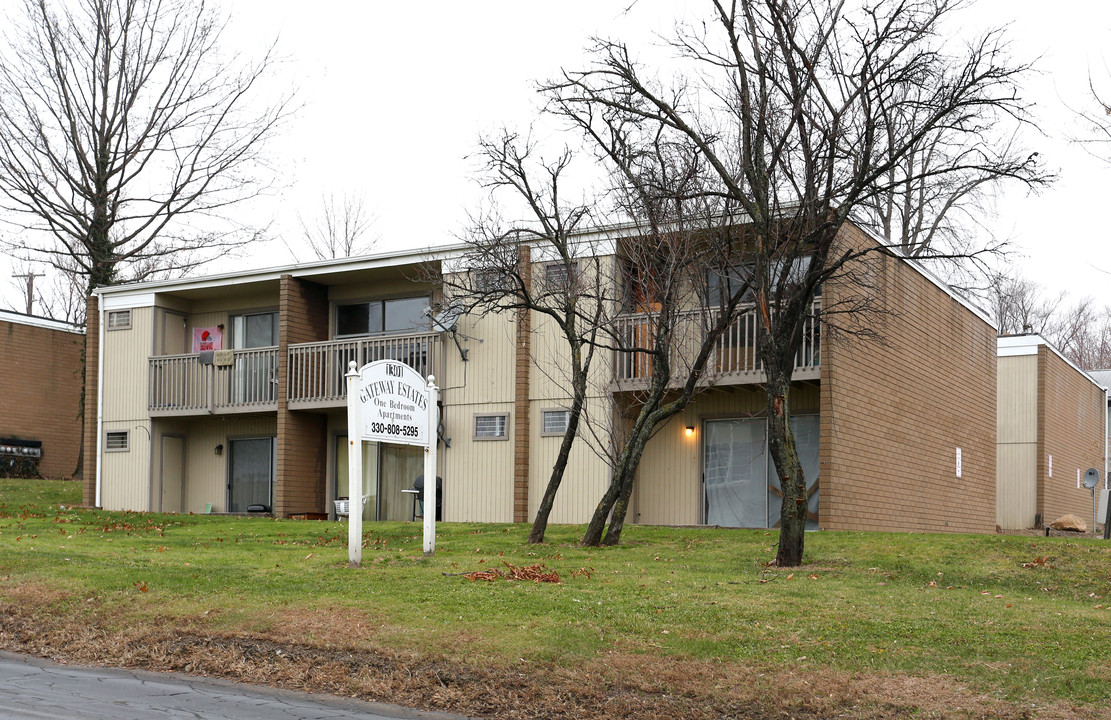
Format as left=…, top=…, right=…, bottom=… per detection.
left=1021, top=556, right=1054, bottom=569
left=461, top=562, right=562, bottom=584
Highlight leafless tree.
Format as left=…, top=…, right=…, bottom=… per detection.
left=297, top=192, right=377, bottom=260
left=439, top=131, right=610, bottom=544
left=545, top=0, right=1045, bottom=563
left=991, top=272, right=1063, bottom=336
left=0, top=0, right=294, bottom=294
left=993, top=272, right=1111, bottom=369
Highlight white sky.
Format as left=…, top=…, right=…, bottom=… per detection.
left=2, top=0, right=1110, bottom=313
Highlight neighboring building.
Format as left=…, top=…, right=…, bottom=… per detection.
left=83, top=221, right=999, bottom=533
left=0, top=309, right=84, bottom=479
left=996, top=336, right=1107, bottom=529
left=1085, top=369, right=1111, bottom=486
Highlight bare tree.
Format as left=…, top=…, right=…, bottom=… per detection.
left=545, top=0, right=1045, bottom=563
left=440, top=131, right=610, bottom=544
left=990, top=272, right=1063, bottom=336
left=297, top=192, right=377, bottom=260
left=0, top=0, right=294, bottom=294
left=993, top=271, right=1111, bottom=369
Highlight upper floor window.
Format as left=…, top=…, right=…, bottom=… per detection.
left=106, top=309, right=132, bottom=330
left=543, top=261, right=578, bottom=291
left=335, top=297, right=429, bottom=337
left=232, top=311, right=278, bottom=349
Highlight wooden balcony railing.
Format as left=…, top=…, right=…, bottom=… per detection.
left=148, top=347, right=279, bottom=416
left=287, top=332, right=440, bottom=409
left=613, top=300, right=820, bottom=385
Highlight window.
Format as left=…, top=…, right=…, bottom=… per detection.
left=707, top=264, right=754, bottom=306
left=105, top=430, right=129, bottom=452
left=231, top=311, right=278, bottom=349
left=335, top=297, right=429, bottom=337
left=474, top=413, right=509, bottom=440
left=106, top=310, right=132, bottom=330
left=543, top=261, right=577, bottom=291
left=542, top=409, right=571, bottom=436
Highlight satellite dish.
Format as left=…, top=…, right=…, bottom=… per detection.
left=431, top=301, right=464, bottom=333
left=1083, top=468, right=1100, bottom=490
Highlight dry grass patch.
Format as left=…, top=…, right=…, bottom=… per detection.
left=1, top=599, right=1105, bottom=720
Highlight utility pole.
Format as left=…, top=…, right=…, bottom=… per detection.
left=13, top=272, right=44, bottom=315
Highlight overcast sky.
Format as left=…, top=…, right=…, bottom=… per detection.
left=2, top=0, right=1110, bottom=314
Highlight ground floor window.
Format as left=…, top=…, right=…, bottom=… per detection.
left=703, top=414, right=819, bottom=529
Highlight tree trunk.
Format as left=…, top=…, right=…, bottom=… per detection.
left=767, top=367, right=806, bottom=567
left=528, top=390, right=586, bottom=543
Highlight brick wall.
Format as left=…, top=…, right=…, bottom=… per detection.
left=1037, top=346, right=1106, bottom=524
left=0, top=313, right=83, bottom=481
left=82, top=297, right=99, bottom=504
left=275, top=275, right=329, bottom=516
left=820, top=224, right=997, bottom=533
left=513, top=247, right=531, bottom=523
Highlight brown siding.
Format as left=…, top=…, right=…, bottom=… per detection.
left=83, top=297, right=99, bottom=505
left=1036, top=346, right=1106, bottom=524
left=276, top=275, right=329, bottom=516
left=0, top=314, right=84, bottom=481
left=821, top=224, right=997, bottom=533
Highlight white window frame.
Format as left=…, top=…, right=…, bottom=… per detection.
left=541, top=408, right=571, bottom=437
left=105, top=430, right=130, bottom=452
left=473, top=413, right=509, bottom=441
left=106, top=309, right=132, bottom=330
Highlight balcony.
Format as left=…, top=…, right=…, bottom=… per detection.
left=612, top=301, right=820, bottom=389
left=149, top=347, right=278, bottom=416
left=287, top=332, right=441, bottom=410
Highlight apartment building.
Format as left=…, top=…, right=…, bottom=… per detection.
left=0, top=309, right=84, bottom=479
left=82, top=221, right=999, bottom=533
left=997, top=336, right=1107, bottom=529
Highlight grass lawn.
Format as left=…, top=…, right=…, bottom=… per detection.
left=2, top=477, right=1110, bottom=719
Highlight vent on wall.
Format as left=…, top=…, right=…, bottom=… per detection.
left=106, top=430, right=129, bottom=452
left=107, top=310, right=132, bottom=330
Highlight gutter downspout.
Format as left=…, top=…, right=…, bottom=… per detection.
left=95, top=292, right=105, bottom=508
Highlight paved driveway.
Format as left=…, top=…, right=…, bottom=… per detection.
left=0, top=651, right=471, bottom=720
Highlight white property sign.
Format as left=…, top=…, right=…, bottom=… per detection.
left=358, top=361, right=430, bottom=446
left=345, top=360, right=439, bottom=566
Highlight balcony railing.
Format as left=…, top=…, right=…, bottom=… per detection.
left=287, top=332, right=440, bottom=409
left=148, top=347, right=279, bottom=415
left=612, top=300, right=820, bottom=386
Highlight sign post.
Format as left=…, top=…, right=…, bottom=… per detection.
left=345, top=361, right=363, bottom=567
left=346, top=359, right=437, bottom=566
left=423, top=376, right=439, bottom=557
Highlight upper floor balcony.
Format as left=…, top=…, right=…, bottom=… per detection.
left=287, top=332, right=441, bottom=410
left=611, top=300, right=821, bottom=390
left=149, top=347, right=279, bottom=416
left=147, top=331, right=442, bottom=416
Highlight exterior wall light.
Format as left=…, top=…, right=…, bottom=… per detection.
left=685, top=425, right=695, bottom=438
left=214, top=443, right=223, bottom=456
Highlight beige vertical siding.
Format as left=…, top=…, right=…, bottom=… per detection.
left=441, top=402, right=515, bottom=522
left=444, top=309, right=516, bottom=406
left=997, top=444, right=1037, bottom=529
left=176, top=415, right=278, bottom=513
left=634, top=385, right=820, bottom=525
left=100, top=306, right=155, bottom=510
left=997, top=354, right=1038, bottom=528
left=100, top=419, right=153, bottom=511
left=527, top=396, right=613, bottom=524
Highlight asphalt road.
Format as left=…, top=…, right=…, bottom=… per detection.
left=0, top=651, right=471, bottom=720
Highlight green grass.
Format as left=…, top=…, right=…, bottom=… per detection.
left=2, top=478, right=1110, bottom=705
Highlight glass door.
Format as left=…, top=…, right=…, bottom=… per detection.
left=335, top=436, right=378, bottom=521
left=766, top=415, right=820, bottom=529
left=703, top=418, right=767, bottom=528
left=232, top=311, right=278, bottom=403
left=228, top=437, right=275, bottom=512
